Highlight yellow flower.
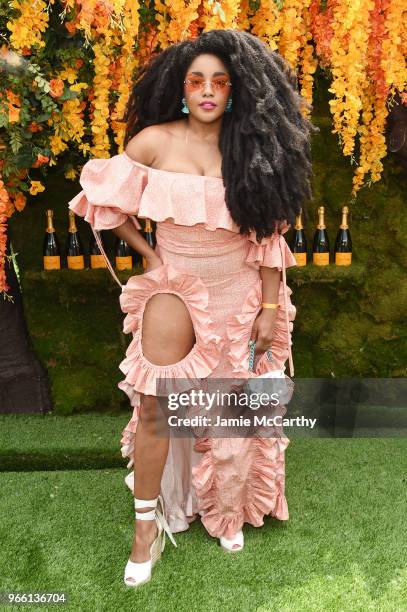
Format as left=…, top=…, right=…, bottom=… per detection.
left=79, top=142, right=91, bottom=154
left=50, top=135, right=67, bottom=155
left=64, top=168, right=77, bottom=180
left=59, top=66, right=78, bottom=84
left=29, top=180, right=45, bottom=195
left=70, top=82, right=89, bottom=92
left=7, top=0, right=49, bottom=52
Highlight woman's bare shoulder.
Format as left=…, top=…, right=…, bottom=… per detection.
left=125, top=121, right=185, bottom=166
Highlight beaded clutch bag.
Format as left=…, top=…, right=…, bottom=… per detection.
left=246, top=339, right=292, bottom=405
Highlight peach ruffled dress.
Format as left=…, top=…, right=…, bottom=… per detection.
left=68, top=152, right=297, bottom=540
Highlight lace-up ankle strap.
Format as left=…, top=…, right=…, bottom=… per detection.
left=134, top=497, right=158, bottom=521
left=133, top=496, right=177, bottom=548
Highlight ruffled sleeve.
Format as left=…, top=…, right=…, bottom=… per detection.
left=68, top=153, right=148, bottom=231
left=245, top=221, right=297, bottom=271
left=246, top=221, right=297, bottom=378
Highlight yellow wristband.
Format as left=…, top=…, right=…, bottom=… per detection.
left=262, top=303, right=279, bottom=309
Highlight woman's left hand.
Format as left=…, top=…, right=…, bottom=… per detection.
left=249, top=309, right=278, bottom=357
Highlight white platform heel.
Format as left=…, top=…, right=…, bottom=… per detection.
left=220, top=529, right=244, bottom=553
left=124, top=495, right=177, bottom=588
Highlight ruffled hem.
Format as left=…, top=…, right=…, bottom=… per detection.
left=226, top=279, right=296, bottom=376
left=120, top=398, right=141, bottom=470
left=192, top=436, right=289, bottom=538
left=117, top=263, right=224, bottom=398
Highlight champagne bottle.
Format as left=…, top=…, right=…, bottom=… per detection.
left=115, top=237, right=132, bottom=270
left=89, top=231, right=108, bottom=269
left=334, top=206, right=352, bottom=266
left=142, top=219, right=156, bottom=271
left=291, top=209, right=307, bottom=266
left=67, top=210, right=84, bottom=269
left=312, top=206, right=330, bottom=265
left=43, top=209, right=61, bottom=270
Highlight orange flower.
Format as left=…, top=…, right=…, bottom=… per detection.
left=8, top=106, right=20, bottom=123
left=5, top=90, right=20, bottom=106
left=75, top=59, right=83, bottom=68
left=32, top=154, right=49, bottom=168
left=49, top=78, right=64, bottom=98
left=65, top=21, right=77, bottom=34
left=14, top=192, right=26, bottom=212
left=28, top=122, right=43, bottom=133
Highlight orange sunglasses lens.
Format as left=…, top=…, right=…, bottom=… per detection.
left=184, top=76, right=231, bottom=92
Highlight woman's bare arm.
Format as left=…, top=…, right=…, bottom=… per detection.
left=260, top=266, right=281, bottom=306
left=111, top=219, right=159, bottom=264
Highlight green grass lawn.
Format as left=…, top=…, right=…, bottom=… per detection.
left=1, top=415, right=406, bottom=611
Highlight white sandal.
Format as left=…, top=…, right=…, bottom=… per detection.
left=220, top=529, right=244, bottom=553
left=124, top=495, right=177, bottom=587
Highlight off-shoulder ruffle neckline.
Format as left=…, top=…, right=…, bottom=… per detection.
left=122, top=151, right=224, bottom=182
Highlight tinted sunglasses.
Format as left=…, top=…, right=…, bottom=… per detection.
left=183, top=75, right=232, bottom=92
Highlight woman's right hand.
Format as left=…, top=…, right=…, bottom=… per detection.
left=145, top=254, right=164, bottom=272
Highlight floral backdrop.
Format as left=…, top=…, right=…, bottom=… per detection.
left=0, top=0, right=406, bottom=292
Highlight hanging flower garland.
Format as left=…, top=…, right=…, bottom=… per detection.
left=6, top=0, right=51, bottom=53
left=298, top=3, right=318, bottom=114
left=111, top=0, right=141, bottom=149
left=1, top=0, right=406, bottom=293
left=160, top=0, right=201, bottom=43
left=315, top=0, right=406, bottom=197
left=250, top=0, right=281, bottom=49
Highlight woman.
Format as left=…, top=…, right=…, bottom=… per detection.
left=69, top=28, right=316, bottom=587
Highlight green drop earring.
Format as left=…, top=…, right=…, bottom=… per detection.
left=181, top=97, right=189, bottom=114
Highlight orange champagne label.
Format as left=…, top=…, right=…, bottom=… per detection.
left=116, top=256, right=132, bottom=270
left=313, top=252, right=329, bottom=265
left=43, top=255, right=60, bottom=270
left=67, top=255, right=84, bottom=269
left=335, top=252, right=352, bottom=265
left=90, top=254, right=107, bottom=269
left=294, top=252, right=307, bottom=266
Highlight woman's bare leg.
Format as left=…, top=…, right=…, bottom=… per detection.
left=129, top=293, right=196, bottom=563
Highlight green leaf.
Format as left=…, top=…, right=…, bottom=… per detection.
left=14, top=145, right=36, bottom=168
left=9, top=132, right=23, bottom=154
left=59, top=88, right=78, bottom=101
left=36, top=113, right=51, bottom=122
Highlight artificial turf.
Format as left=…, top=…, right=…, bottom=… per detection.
left=0, top=419, right=406, bottom=611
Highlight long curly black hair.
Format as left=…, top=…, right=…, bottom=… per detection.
left=122, top=29, right=318, bottom=241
